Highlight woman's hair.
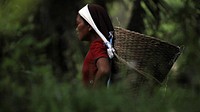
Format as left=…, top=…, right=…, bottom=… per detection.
left=87, top=4, right=114, bottom=40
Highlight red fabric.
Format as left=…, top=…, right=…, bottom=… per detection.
left=82, top=39, right=108, bottom=86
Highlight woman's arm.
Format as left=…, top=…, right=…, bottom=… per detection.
left=93, top=58, right=111, bottom=88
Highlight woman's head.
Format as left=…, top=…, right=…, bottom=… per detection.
left=76, top=4, right=114, bottom=41
left=76, top=14, right=92, bottom=41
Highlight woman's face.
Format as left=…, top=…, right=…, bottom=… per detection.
left=76, top=14, right=90, bottom=41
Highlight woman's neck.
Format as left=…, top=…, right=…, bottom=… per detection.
left=89, top=33, right=100, bottom=43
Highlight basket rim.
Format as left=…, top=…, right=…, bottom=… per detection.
left=114, top=26, right=181, bottom=49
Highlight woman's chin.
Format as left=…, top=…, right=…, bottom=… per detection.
left=79, top=36, right=88, bottom=41
left=78, top=37, right=84, bottom=41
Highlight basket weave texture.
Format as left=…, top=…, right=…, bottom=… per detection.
left=114, top=27, right=180, bottom=83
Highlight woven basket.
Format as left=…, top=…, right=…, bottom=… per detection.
left=113, top=27, right=180, bottom=84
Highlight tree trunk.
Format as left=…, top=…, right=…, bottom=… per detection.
left=127, top=0, right=145, bottom=33
left=33, top=0, right=83, bottom=81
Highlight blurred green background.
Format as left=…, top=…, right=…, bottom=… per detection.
left=0, top=0, right=199, bottom=112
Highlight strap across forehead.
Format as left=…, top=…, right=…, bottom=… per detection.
left=78, top=4, right=115, bottom=59
left=78, top=4, right=108, bottom=43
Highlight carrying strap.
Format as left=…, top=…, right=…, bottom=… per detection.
left=79, top=4, right=115, bottom=59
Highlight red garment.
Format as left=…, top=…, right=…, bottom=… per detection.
left=82, top=39, right=108, bottom=86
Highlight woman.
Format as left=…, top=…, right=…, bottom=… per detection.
left=76, top=4, right=114, bottom=88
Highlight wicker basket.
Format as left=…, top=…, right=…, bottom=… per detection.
left=113, top=27, right=180, bottom=84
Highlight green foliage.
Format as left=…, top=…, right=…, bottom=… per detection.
left=0, top=0, right=40, bottom=36
left=0, top=0, right=200, bottom=111
left=2, top=75, right=199, bottom=112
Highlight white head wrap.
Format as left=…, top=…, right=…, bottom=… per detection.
left=78, top=4, right=115, bottom=58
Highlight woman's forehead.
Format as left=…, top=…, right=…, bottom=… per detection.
left=76, top=14, right=83, bottom=21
